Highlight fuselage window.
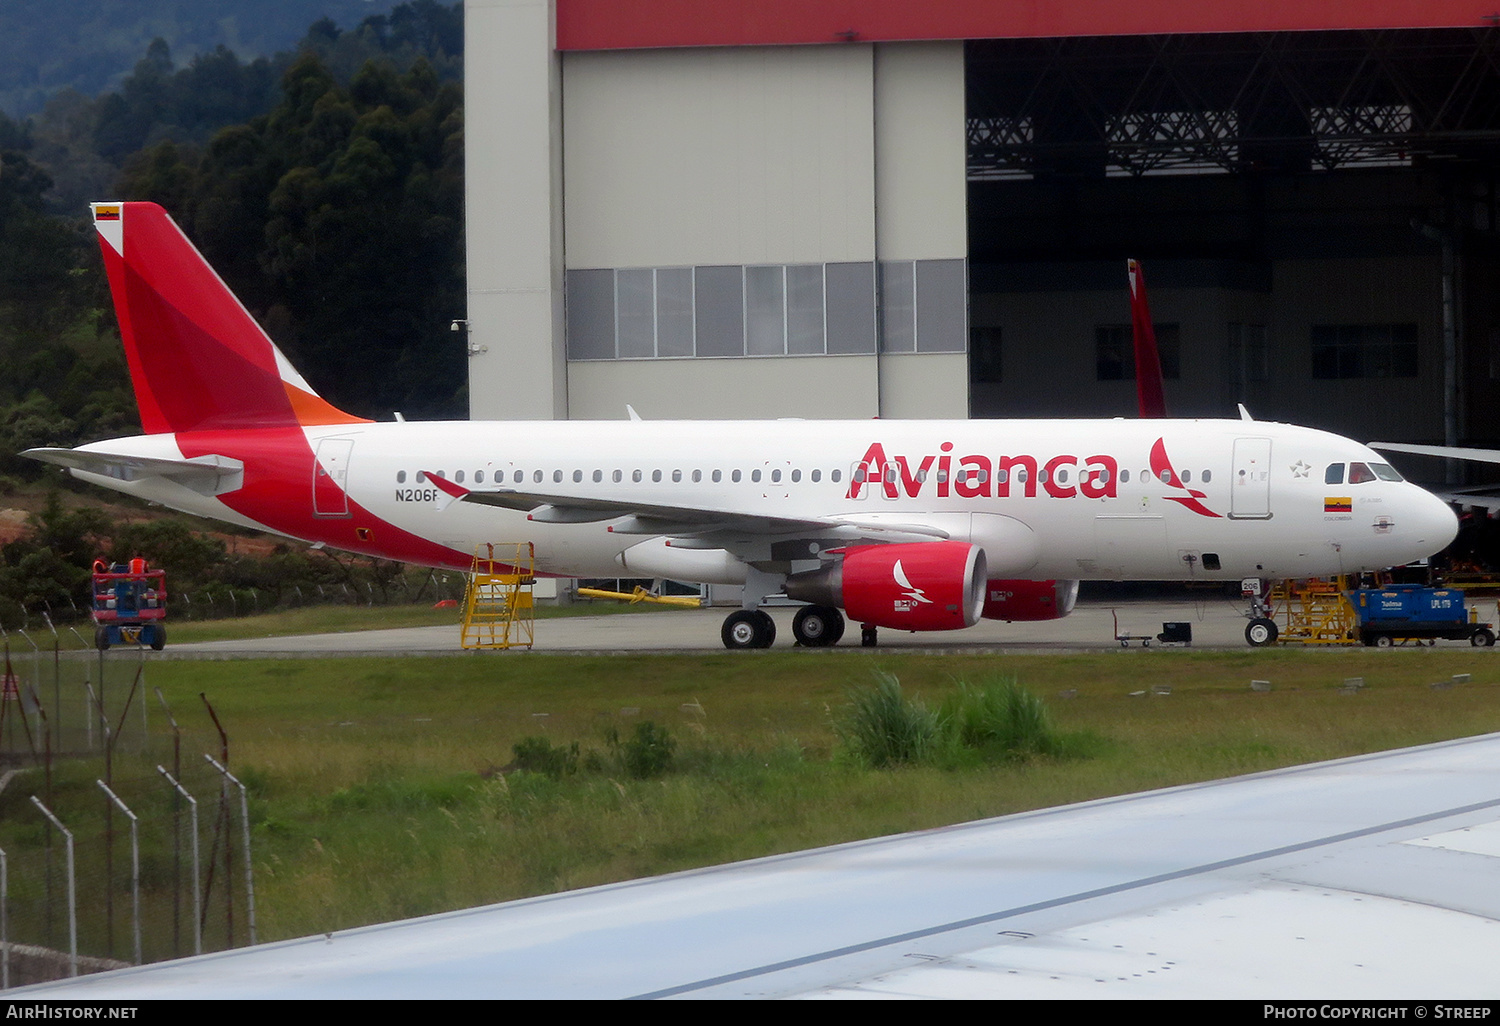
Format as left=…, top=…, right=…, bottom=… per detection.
left=573, top=470, right=583, bottom=483
left=633, top=470, right=643, bottom=483
left=672, top=470, right=682, bottom=483
left=652, top=470, right=662, bottom=483
left=997, top=468, right=1009, bottom=483
left=436, top=470, right=446, bottom=479
left=593, top=470, right=603, bottom=483
left=712, top=470, right=722, bottom=483
left=1015, top=468, right=1029, bottom=484
left=1053, top=468, right=1066, bottom=484
left=811, top=469, right=821, bottom=482
left=1119, top=469, right=1130, bottom=483
left=476, top=470, right=485, bottom=483
left=1349, top=462, right=1376, bottom=484
left=1179, top=469, right=1190, bottom=484
left=534, top=470, right=544, bottom=484
left=514, top=470, right=523, bottom=484
left=1159, top=470, right=1171, bottom=484
left=1372, top=463, right=1403, bottom=482
left=692, top=470, right=702, bottom=483
left=1096, top=468, right=1111, bottom=484
left=553, top=470, right=563, bottom=483
left=732, top=470, right=742, bottom=483
left=455, top=470, right=465, bottom=484
left=791, top=469, right=801, bottom=483
left=1325, top=463, right=1345, bottom=485
left=1201, top=469, right=1211, bottom=483
left=397, top=471, right=407, bottom=483
left=771, top=469, right=781, bottom=483
left=752, top=469, right=763, bottom=483
left=613, top=470, right=622, bottom=483
left=832, top=469, right=842, bottom=483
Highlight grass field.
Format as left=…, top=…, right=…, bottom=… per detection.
left=4, top=644, right=1498, bottom=964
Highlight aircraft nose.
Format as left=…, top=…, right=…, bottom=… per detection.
left=1410, top=486, right=1459, bottom=556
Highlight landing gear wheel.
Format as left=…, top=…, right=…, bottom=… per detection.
left=1245, top=617, right=1278, bottom=647
left=860, top=624, right=878, bottom=648
left=722, top=609, right=776, bottom=650
left=1473, top=628, right=1496, bottom=648
left=792, top=605, right=844, bottom=647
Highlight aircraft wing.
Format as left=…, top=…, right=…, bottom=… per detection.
left=430, top=475, right=952, bottom=545
left=23, top=447, right=245, bottom=496
left=1369, top=441, right=1500, bottom=464
left=1368, top=442, right=1500, bottom=508
left=19, top=732, right=1500, bottom=998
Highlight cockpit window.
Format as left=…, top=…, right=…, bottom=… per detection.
left=1325, top=463, right=1345, bottom=485
left=1371, top=462, right=1403, bottom=482
left=1348, top=462, right=1377, bottom=484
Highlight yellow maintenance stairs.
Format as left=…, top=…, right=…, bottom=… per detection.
left=459, top=543, right=535, bottom=650
left=1268, top=576, right=1359, bottom=645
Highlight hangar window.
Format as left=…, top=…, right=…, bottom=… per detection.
left=1096, top=324, right=1181, bottom=380
left=1311, top=324, right=1417, bottom=379
left=1105, top=110, right=1238, bottom=177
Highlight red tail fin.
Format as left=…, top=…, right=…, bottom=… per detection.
left=1127, top=258, right=1168, bottom=419
left=91, top=202, right=367, bottom=434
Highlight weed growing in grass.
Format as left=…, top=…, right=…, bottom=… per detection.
left=941, top=677, right=1059, bottom=762
left=836, top=671, right=943, bottom=767
left=839, top=672, right=1097, bottom=769
left=606, top=721, right=677, bottom=779
left=512, top=736, right=582, bottom=779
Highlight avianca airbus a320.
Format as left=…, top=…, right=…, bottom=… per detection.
left=24, top=203, right=1459, bottom=648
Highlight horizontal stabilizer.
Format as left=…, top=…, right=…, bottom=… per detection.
left=24, top=448, right=244, bottom=496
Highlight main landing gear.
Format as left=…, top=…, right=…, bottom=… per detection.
left=720, top=605, right=850, bottom=649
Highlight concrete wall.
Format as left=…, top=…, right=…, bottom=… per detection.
left=464, top=0, right=567, bottom=421
left=464, top=6, right=972, bottom=422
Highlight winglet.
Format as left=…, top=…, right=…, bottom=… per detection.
left=1238, top=403, right=1255, bottom=422
left=1128, top=259, right=1168, bottom=419
left=627, top=405, right=642, bottom=422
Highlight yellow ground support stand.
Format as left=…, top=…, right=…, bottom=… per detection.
left=1270, top=576, right=1359, bottom=645
left=460, top=543, right=535, bottom=650
left=576, top=586, right=702, bottom=608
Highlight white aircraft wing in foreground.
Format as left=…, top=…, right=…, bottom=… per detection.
left=19, top=733, right=1500, bottom=999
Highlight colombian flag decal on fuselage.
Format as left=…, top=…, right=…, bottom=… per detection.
left=1325, top=497, right=1353, bottom=513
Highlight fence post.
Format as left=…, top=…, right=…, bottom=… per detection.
left=205, top=755, right=257, bottom=946
left=97, top=781, right=142, bottom=965
left=157, top=768, right=201, bottom=955
left=29, top=797, right=76, bottom=977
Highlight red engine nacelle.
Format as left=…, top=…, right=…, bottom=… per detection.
left=981, top=579, right=1079, bottom=621
left=785, top=541, right=987, bottom=631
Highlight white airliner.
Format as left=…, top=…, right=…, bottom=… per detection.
left=24, top=203, right=1459, bottom=648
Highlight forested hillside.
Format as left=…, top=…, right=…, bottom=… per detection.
left=0, top=2, right=465, bottom=625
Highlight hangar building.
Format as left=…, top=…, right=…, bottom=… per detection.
left=464, top=0, right=1500, bottom=451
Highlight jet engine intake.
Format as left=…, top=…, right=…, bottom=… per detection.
left=981, top=578, right=1079, bottom=621
left=785, top=541, right=986, bottom=631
